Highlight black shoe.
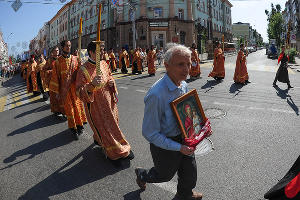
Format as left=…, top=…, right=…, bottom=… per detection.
left=124, top=150, right=134, bottom=160
left=135, top=168, right=146, bottom=190
left=70, top=128, right=79, bottom=140
left=76, top=125, right=84, bottom=135
left=245, top=80, right=251, bottom=84
left=288, top=85, right=294, bottom=89
left=273, top=83, right=278, bottom=87
left=83, top=122, right=87, bottom=125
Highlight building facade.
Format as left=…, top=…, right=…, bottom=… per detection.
left=283, top=0, right=300, bottom=50
left=29, top=0, right=233, bottom=55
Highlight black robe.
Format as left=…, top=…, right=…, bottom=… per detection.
left=275, top=54, right=290, bottom=83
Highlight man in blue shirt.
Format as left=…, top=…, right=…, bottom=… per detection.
left=135, top=43, right=210, bottom=200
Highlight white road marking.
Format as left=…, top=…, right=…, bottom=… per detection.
left=268, top=108, right=294, bottom=114
left=119, top=86, right=128, bottom=89
left=136, top=89, right=147, bottom=93
left=248, top=107, right=265, bottom=110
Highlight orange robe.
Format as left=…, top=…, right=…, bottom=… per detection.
left=132, top=51, right=142, bottom=73
left=119, top=51, right=130, bottom=69
left=208, top=48, right=225, bottom=78
left=234, top=50, right=249, bottom=83
left=109, top=52, right=117, bottom=72
left=21, top=63, right=27, bottom=80
left=45, top=58, right=64, bottom=114
left=147, top=50, right=156, bottom=75
left=37, top=59, right=49, bottom=92
left=189, top=49, right=201, bottom=77
left=76, top=60, right=131, bottom=160
left=49, top=55, right=87, bottom=129
left=26, top=61, right=38, bottom=93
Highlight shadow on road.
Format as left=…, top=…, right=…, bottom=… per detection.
left=287, top=97, right=299, bottom=116
left=17, top=144, right=130, bottom=200
left=123, top=189, right=143, bottom=200
left=2, top=129, right=74, bottom=169
left=7, top=114, right=65, bottom=137
left=274, top=86, right=299, bottom=115
left=229, top=83, right=244, bottom=95
left=14, top=104, right=50, bottom=119
left=201, top=80, right=221, bottom=90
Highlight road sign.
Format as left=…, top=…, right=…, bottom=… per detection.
left=291, top=34, right=296, bottom=44
left=11, top=0, right=22, bottom=12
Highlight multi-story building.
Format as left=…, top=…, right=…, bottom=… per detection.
left=49, top=1, right=72, bottom=51
left=30, top=0, right=233, bottom=54
left=116, top=0, right=233, bottom=50
left=0, top=31, right=9, bottom=67
left=283, top=0, right=300, bottom=50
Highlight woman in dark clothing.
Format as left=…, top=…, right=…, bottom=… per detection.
left=273, top=46, right=293, bottom=89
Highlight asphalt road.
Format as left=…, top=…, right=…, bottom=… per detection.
left=0, top=49, right=299, bottom=200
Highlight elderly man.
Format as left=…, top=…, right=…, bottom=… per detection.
left=135, top=43, right=211, bottom=200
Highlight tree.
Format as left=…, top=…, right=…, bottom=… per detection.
left=265, top=3, right=284, bottom=47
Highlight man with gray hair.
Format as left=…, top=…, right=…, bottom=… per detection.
left=135, top=43, right=208, bottom=199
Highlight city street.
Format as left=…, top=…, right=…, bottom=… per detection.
left=0, top=49, right=299, bottom=200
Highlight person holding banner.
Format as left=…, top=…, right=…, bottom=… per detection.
left=135, top=43, right=212, bottom=200
left=208, top=41, right=225, bottom=81
left=76, top=41, right=134, bottom=166
left=189, top=43, right=201, bottom=79
left=233, top=43, right=250, bottom=84
left=49, top=40, right=87, bottom=140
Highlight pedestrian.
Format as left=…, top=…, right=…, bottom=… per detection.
left=208, top=41, right=225, bottom=81
left=132, top=47, right=142, bottom=74
left=157, top=47, right=164, bottom=67
left=76, top=41, right=134, bottom=167
left=119, top=47, right=129, bottom=73
left=140, top=48, right=147, bottom=72
left=189, top=43, right=201, bottom=80
left=109, top=48, right=117, bottom=72
left=135, top=43, right=212, bottom=200
left=36, top=54, right=48, bottom=101
left=273, top=45, right=293, bottom=89
left=233, top=43, right=250, bottom=84
left=147, top=45, right=157, bottom=76
left=49, top=40, right=87, bottom=140
left=44, top=46, right=65, bottom=116
left=26, top=55, right=39, bottom=95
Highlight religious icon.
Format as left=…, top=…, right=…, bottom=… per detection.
left=170, top=89, right=207, bottom=139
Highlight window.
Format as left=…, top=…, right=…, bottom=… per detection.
left=178, top=9, right=184, bottom=19
left=153, top=7, right=163, bottom=18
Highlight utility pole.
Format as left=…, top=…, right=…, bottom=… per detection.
left=128, top=0, right=137, bottom=49
left=107, top=0, right=110, bottom=49
left=207, top=0, right=214, bottom=59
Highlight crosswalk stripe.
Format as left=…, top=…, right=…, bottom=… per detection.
left=13, top=92, right=22, bottom=107
left=0, top=96, right=7, bottom=112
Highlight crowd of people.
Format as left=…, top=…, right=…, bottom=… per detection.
left=15, top=39, right=295, bottom=200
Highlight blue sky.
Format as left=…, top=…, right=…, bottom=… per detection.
left=0, top=0, right=286, bottom=56
left=0, top=0, right=71, bottom=56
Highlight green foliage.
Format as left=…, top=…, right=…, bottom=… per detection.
left=288, top=48, right=297, bottom=63
left=265, top=4, right=284, bottom=48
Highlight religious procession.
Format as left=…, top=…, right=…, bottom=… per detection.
left=1, top=0, right=299, bottom=200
